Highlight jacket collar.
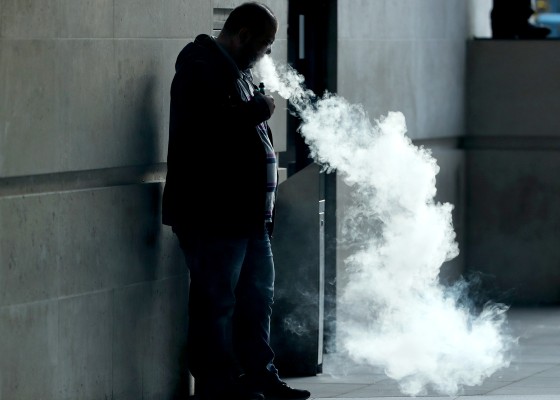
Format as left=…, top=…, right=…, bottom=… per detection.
left=195, top=34, right=242, bottom=80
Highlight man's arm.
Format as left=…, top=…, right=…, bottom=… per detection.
left=178, top=60, right=274, bottom=128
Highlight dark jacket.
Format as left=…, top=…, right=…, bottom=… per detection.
left=162, top=34, right=274, bottom=238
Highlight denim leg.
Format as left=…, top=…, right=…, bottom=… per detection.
left=176, top=233, right=249, bottom=393
left=233, top=233, right=277, bottom=376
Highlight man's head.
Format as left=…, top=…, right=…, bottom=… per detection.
left=217, top=2, right=278, bottom=70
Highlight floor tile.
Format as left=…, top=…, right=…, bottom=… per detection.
left=295, top=309, right=560, bottom=398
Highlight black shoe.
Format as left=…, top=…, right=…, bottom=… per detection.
left=263, top=380, right=310, bottom=400
left=195, top=396, right=263, bottom=400
left=237, top=392, right=265, bottom=400
left=195, top=378, right=264, bottom=400
left=236, top=388, right=265, bottom=400
left=196, top=389, right=264, bottom=400
left=233, top=376, right=265, bottom=400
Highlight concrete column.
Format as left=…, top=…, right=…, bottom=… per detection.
left=0, top=1, right=287, bottom=399
left=466, top=40, right=560, bottom=305
left=336, top=0, right=470, bottom=290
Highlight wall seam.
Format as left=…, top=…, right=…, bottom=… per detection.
left=0, top=163, right=167, bottom=199
left=0, top=273, right=189, bottom=310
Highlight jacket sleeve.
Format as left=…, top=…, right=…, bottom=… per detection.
left=177, top=59, right=271, bottom=129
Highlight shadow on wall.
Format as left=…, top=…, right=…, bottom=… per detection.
left=114, top=75, right=190, bottom=398
left=128, top=75, right=162, bottom=165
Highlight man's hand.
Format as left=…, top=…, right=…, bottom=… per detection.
left=263, top=94, right=275, bottom=116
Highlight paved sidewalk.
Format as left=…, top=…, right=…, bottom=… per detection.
left=284, top=308, right=560, bottom=399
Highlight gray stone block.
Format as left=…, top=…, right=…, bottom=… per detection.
left=115, top=0, right=213, bottom=38
left=1, top=0, right=59, bottom=38
left=0, top=43, right=6, bottom=172
left=414, top=40, right=466, bottom=139
left=338, top=39, right=417, bottom=135
left=0, top=183, right=182, bottom=306
left=113, top=278, right=189, bottom=399
left=164, top=0, right=212, bottom=38
left=0, top=278, right=189, bottom=400
left=57, top=291, right=113, bottom=400
left=157, top=219, right=187, bottom=281
left=0, top=194, right=61, bottom=307
left=114, top=0, right=163, bottom=38
left=0, top=40, right=61, bottom=177
left=114, top=39, right=166, bottom=167
left=338, top=0, right=416, bottom=40
left=57, top=39, right=116, bottom=171
left=58, top=0, right=113, bottom=38
left=0, top=301, right=59, bottom=400
left=447, top=0, right=469, bottom=40
left=161, top=39, right=193, bottom=162
left=56, top=184, right=179, bottom=297
left=467, top=40, right=560, bottom=137
left=415, top=0, right=449, bottom=40
left=466, top=150, right=560, bottom=304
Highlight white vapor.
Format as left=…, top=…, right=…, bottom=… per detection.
left=255, top=55, right=515, bottom=396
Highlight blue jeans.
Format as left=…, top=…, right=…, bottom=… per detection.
left=175, top=229, right=278, bottom=394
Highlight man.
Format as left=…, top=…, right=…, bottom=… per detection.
left=491, top=0, right=550, bottom=39
left=162, top=3, right=311, bottom=400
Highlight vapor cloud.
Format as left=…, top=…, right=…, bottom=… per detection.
left=255, top=55, right=514, bottom=396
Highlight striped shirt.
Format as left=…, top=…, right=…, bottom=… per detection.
left=239, top=70, right=278, bottom=222
left=215, top=39, right=278, bottom=222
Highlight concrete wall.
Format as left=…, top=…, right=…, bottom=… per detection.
left=0, top=1, right=287, bottom=399
left=336, top=0, right=471, bottom=287
left=466, top=40, right=560, bottom=305
left=468, top=0, right=493, bottom=38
